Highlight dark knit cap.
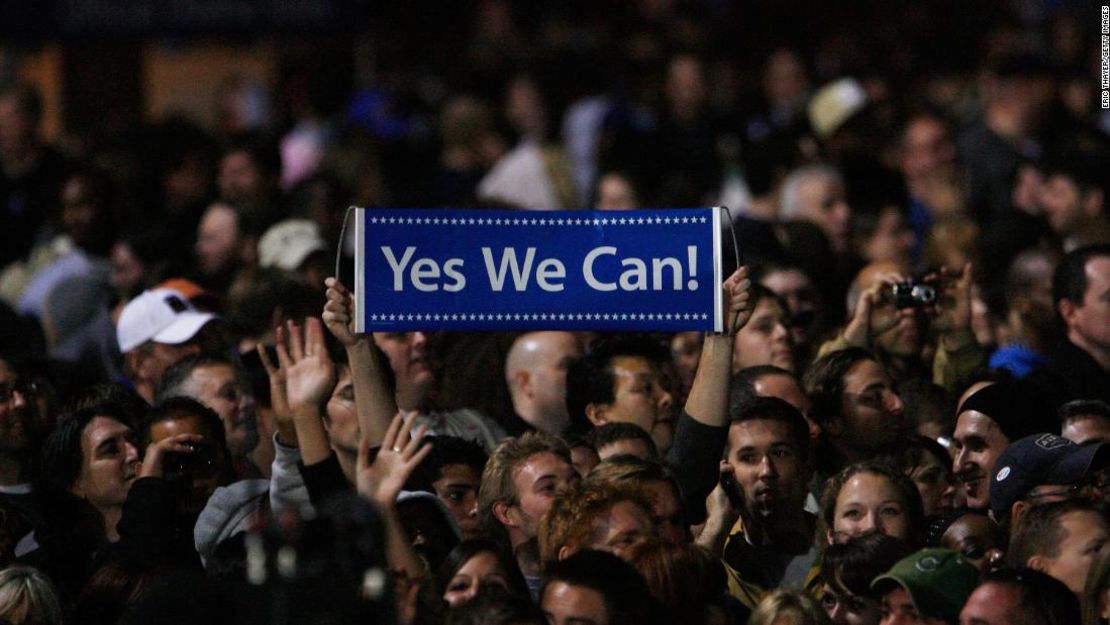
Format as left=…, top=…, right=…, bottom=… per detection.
left=958, top=381, right=1055, bottom=443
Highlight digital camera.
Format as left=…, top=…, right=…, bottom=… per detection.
left=891, top=280, right=937, bottom=309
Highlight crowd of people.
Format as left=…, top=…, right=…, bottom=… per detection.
left=2, top=1, right=1110, bottom=624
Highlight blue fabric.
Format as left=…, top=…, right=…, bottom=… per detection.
left=989, top=344, right=1047, bottom=378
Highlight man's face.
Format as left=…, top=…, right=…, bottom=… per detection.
left=1062, top=415, right=1110, bottom=445
left=521, top=332, right=582, bottom=433
left=732, top=297, right=795, bottom=373
left=592, top=356, right=675, bottom=453
left=433, top=463, right=481, bottom=539
left=900, top=116, right=954, bottom=182
left=1064, top=257, right=1110, bottom=359
left=643, top=479, right=687, bottom=543
left=669, top=331, right=702, bottom=396
left=752, top=372, right=818, bottom=441
left=509, top=451, right=577, bottom=539
left=880, top=587, right=947, bottom=625
left=325, top=367, right=359, bottom=455
left=148, top=415, right=224, bottom=515
left=1036, top=509, right=1109, bottom=594
left=942, top=513, right=1001, bottom=573
left=726, top=419, right=809, bottom=521
left=797, top=176, right=852, bottom=253
left=218, top=150, right=264, bottom=203
left=835, top=360, right=908, bottom=457
left=185, top=364, right=258, bottom=459
left=542, top=582, right=609, bottom=625
left=1038, top=174, right=1086, bottom=235
left=582, top=499, right=654, bottom=561
left=373, top=332, right=435, bottom=403
left=0, top=361, right=34, bottom=454
left=132, top=341, right=203, bottom=395
left=72, top=416, right=141, bottom=510
left=872, top=306, right=923, bottom=358
left=195, top=203, right=240, bottom=276
left=952, top=410, right=1010, bottom=510
left=959, top=582, right=1022, bottom=625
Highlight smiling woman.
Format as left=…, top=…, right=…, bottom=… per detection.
left=821, top=461, right=925, bottom=546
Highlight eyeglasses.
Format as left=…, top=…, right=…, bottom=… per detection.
left=0, top=380, right=38, bottom=404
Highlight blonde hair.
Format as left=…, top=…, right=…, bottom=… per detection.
left=748, top=590, right=832, bottom=625
left=0, top=565, right=64, bottom=625
left=478, top=431, right=571, bottom=540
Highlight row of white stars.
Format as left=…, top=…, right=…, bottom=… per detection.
left=367, top=312, right=710, bottom=322
left=367, top=215, right=708, bottom=226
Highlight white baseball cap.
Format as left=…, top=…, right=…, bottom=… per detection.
left=116, top=287, right=217, bottom=353
left=807, top=78, right=868, bottom=139
left=258, top=219, right=328, bottom=271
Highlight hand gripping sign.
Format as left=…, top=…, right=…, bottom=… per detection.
left=354, top=208, right=725, bottom=332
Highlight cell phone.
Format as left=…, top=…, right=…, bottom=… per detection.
left=719, top=471, right=743, bottom=508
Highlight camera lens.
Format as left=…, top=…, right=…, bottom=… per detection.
left=911, top=284, right=936, bottom=305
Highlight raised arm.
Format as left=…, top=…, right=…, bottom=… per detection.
left=357, top=414, right=433, bottom=582
left=277, top=318, right=337, bottom=466
left=323, top=277, right=397, bottom=447
left=683, top=266, right=752, bottom=427
left=667, top=267, right=752, bottom=524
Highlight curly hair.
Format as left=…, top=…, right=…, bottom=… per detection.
left=537, top=479, right=653, bottom=566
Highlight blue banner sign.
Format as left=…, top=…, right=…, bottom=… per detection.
left=354, top=208, right=724, bottom=332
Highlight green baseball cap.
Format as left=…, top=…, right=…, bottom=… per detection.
left=871, top=548, right=979, bottom=623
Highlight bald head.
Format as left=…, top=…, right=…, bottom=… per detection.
left=506, top=332, right=583, bottom=434
left=846, top=260, right=921, bottom=357
left=846, top=260, right=910, bottom=314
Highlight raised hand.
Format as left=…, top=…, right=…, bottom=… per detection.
left=257, top=336, right=296, bottom=445
left=276, top=317, right=337, bottom=416
left=842, top=272, right=913, bottom=348
left=724, top=266, right=753, bottom=334
left=929, top=262, right=976, bottom=350
left=356, top=414, right=432, bottom=509
left=323, top=277, right=364, bottom=348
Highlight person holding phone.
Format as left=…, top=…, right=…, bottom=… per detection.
left=697, top=395, right=820, bottom=610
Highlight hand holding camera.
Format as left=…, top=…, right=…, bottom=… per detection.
left=140, top=432, right=205, bottom=479
left=841, top=271, right=916, bottom=348
left=926, top=262, right=976, bottom=350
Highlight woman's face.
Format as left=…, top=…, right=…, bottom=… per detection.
left=830, top=472, right=911, bottom=543
left=732, top=297, right=794, bottom=372
left=443, top=550, right=510, bottom=608
left=819, top=583, right=882, bottom=625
